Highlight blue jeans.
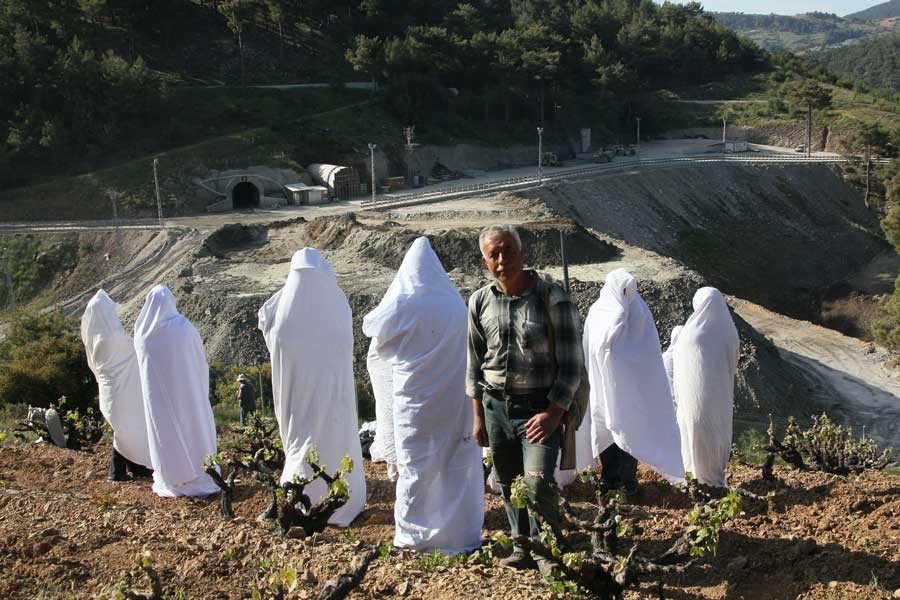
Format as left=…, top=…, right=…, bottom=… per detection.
left=240, top=405, right=255, bottom=426
left=483, top=392, right=561, bottom=547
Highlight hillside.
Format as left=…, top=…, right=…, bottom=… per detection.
left=0, top=0, right=765, bottom=195
left=812, top=35, right=900, bottom=93
left=847, top=0, right=900, bottom=20
left=712, top=11, right=899, bottom=52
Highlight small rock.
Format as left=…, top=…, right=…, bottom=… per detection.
left=32, top=540, right=53, bottom=556
left=828, top=581, right=839, bottom=589
left=892, top=588, right=900, bottom=599
left=234, top=530, right=246, bottom=545
left=728, top=556, right=748, bottom=571
left=397, top=581, right=410, bottom=596
left=301, top=568, right=317, bottom=584
left=792, top=539, right=816, bottom=558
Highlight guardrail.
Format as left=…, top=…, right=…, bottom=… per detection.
left=361, top=153, right=891, bottom=210
left=0, top=218, right=164, bottom=232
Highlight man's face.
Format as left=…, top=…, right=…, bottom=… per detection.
left=481, top=233, right=524, bottom=284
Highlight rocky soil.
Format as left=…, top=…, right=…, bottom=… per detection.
left=1, top=440, right=899, bottom=599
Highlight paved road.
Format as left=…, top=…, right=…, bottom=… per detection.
left=0, top=139, right=869, bottom=231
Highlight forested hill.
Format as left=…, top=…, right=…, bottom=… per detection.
left=714, top=12, right=844, bottom=34
left=812, top=35, right=900, bottom=93
left=0, top=0, right=764, bottom=191
left=711, top=11, right=899, bottom=52
left=846, top=0, right=900, bottom=20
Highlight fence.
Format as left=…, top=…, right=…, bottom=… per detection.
left=361, top=154, right=892, bottom=210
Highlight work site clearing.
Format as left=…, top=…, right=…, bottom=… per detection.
left=2, top=160, right=900, bottom=599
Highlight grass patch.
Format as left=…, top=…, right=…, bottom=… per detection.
left=212, top=402, right=242, bottom=431
left=0, top=403, right=28, bottom=444
left=733, top=427, right=770, bottom=465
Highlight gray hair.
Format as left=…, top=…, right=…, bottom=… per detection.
left=478, top=224, right=522, bottom=255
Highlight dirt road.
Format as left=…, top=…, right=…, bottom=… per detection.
left=732, top=298, right=900, bottom=449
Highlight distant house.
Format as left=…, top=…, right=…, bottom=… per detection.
left=307, top=164, right=360, bottom=201
left=284, top=183, right=329, bottom=205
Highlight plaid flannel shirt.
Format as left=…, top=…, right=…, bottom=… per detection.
left=466, top=272, right=583, bottom=411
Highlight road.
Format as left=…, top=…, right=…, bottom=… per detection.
left=0, top=139, right=870, bottom=231
left=732, top=297, right=900, bottom=450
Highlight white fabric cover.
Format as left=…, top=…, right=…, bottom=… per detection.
left=583, top=269, right=684, bottom=483
left=672, top=287, right=740, bottom=487
left=366, top=339, right=396, bottom=469
left=81, top=289, right=152, bottom=468
left=663, top=325, right=684, bottom=400
left=362, top=237, right=484, bottom=553
left=258, top=248, right=366, bottom=527
left=133, top=285, right=218, bottom=497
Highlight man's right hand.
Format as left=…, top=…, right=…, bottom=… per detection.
left=472, top=414, right=489, bottom=447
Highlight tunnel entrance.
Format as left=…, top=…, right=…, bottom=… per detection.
left=232, top=181, right=260, bottom=210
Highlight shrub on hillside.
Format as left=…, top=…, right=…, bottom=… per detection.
left=0, top=311, right=96, bottom=411
left=873, top=278, right=900, bottom=353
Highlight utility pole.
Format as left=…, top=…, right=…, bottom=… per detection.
left=153, top=158, right=163, bottom=226
left=559, top=230, right=570, bottom=294
left=635, top=117, right=642, bottom=160
left=722, top=116, right=727, bottom=153
left=110, top=192, right=119, bottom=234
left=534, top=75, right=544, bottom=128
left=864, top=143, right=871, bottom=209
left=368, top=143, right=377, bottom=204
left=806, top=105, right=812, bottom=158
left=537, top=127, right=544, bottom=185
left=403, top=126, right=416, bottom=187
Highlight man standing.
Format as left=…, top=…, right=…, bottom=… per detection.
left=467, top=224, right=583, bottom=576
left=236, top=374, right=256, bottom=426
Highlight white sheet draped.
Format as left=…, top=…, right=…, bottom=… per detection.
left=663, top=325, right=684, bottom=400
left=672, top=287, right=740, bottom=487
left=362, top=237, right=484, bottom=553
left=81, top=289, right=152, bottom=468
left=366, top=339, right=396, bottom=470
left=133, top=285, right=218, bottom=497
left=258, top=248, right=366, bottom=527
left=583, top=269, right=684, bottom=483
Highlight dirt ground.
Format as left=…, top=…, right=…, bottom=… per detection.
left=1, top=439, right=899, bottom=600
left=732, top=298, right=900, bottom=450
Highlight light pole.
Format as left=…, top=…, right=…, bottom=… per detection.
left=153, top=158, right=163, bottom=226
left=635, top=117, right=642, bottom=160
left=537, top=127, right=544, bottom=185
left=722, top=116, right=727, bottom=154
left=368, top=143, right=377, bottom=204
left=534, top=75, right=544, bottom=128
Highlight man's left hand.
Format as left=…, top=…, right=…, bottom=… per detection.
left=525, top=405, right=564, bottom=444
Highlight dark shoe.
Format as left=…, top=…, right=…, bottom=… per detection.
left=128, top=464, right=153, bottom=478
left=499, top=549, right=536, bottom=570
left=537, top=558, right=560, bottom=579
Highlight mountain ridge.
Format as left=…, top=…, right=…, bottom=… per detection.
left=846, top=0, right=900, bottom=21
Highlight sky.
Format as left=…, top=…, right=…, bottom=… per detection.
left=656, top=0, right=884, bottom=17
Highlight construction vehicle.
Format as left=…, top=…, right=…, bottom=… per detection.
left=591, top=150, right=613, bottom=163
left=542, top=152, right=560, bottom=167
